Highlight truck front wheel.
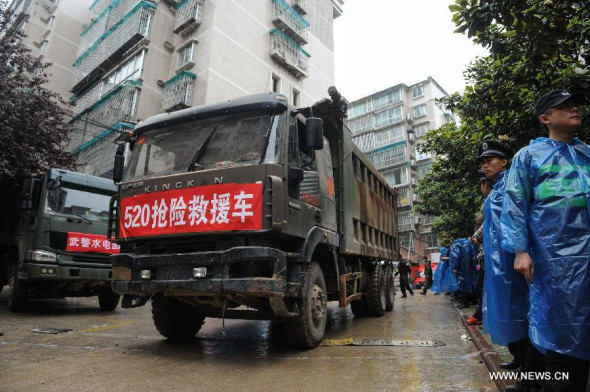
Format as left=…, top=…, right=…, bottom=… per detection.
left=285, top=262, right=327, bottom=349
left=98, top=285, right=120, bottom=311
left=8, top=270, right=29, bottom=313
left=151, top=294, right=206, bottom=340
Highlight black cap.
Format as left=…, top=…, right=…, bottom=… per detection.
left=478, top=141, right=513, bottom=161
left=535, top=89, right=583, bottom=116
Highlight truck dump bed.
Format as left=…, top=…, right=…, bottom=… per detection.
left=320, top=112, right=399, bottom=261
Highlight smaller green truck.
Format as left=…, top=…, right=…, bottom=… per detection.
left=0, top=169, right=120, bottom=312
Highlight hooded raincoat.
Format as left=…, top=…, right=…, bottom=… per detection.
left=482, top=170, right=529, bottom=346
left=450, top=238, right=477, bottom=293
left=439, top=247, right=459, bottom=293
left=501, top=137, right=590, bottom=361
left=431, top=246, right=447, bottom=293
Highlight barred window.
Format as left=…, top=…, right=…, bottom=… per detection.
left=423, top=233, right=439, bottom=248
left=414, top=123, right=428, bottom=137
left=416, top=164, right=432, bottom=180
left=368, top=143, right=406, bottom=170
left=396, top=186, right=410, bottom=207
left=398, top=210, right=413, bottom=232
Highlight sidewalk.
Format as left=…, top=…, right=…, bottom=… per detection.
left=449, top=297, right=516, bottom=391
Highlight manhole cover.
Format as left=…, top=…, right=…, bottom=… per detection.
left=321, top=338, right=446, bottom=347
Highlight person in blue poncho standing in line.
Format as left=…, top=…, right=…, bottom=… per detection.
left=449, top=237, right=477, bottom=309
left=501, top=89, right=589, bottom=391
left=479, top=141, right=545, bottom=392
left=431, top=241, right=449, bottom=295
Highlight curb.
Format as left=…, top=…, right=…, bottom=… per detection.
left=457, top=308, right=516, bottom=392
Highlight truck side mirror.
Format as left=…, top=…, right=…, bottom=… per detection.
left=19, top=178, right=37, bottom=210
left=305, top=117, right=323, bottom=150
left=113, top=144, right=126, bottom=184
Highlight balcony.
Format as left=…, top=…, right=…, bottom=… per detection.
left=9, top=0, right=32, bottom=27
left=272, top=0, right=309, bottom=45
left=174, top=0, right=204, bottom=36
left=269, top=29, right=309, bottom=79
left=161, top=71, right=196, bottom=112
left=291, top=0, right=308, bottom=15
left=39, top=0, right=58, bottom=13
left=89, top=0, right=112, bottom=18
left=68, top=80, right=142, bottom=154
left=75, top=122, right=134, bottom=178
left=71, top=1, right=155, bottom=94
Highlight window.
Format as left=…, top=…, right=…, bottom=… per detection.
left=422, top=215, right=437, bottom=225
left=396, top=186, right=410, bottom=207
left=416, top=149, right=432, bottom=161
left=178, top=41, right=197, bottom=69
left=398, top=211, right=413, bottom=232
left=414, top=104, right=426, bottom=117
left=347, top=113, right=374, bottom=134
left=416, top=164, right=432, bottom=180
left=372, top=88, right=402, bottom=110
left=271, top=74, right=280, bottom=93
left=292, top=88, right=299, bottom=106
left=383, top=167, right=408, bottom=187
left=19, top=20, right=27, bottom=33
left=100, top=50, right=145, bottom=97
left=349, top=99, right=372, bottom=118
left=414, top=123, right=428, bottom=137
left=423, top=233, right=438, bottom=248
left=374, top=106, right=402, bottom=129
left=368, top=143, right=406, bottom=169
left=400, top=233, right=410, bottom=248
left=412, top=85, right=423, bottom=98
left=288, top=116, right=320, bottom=205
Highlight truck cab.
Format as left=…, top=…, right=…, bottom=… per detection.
left=0, top=169, right=120, bottom=312
left=110, top=88, right=399, bottom=348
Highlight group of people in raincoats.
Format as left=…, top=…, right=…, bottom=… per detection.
left=468, top=89, right=589, bottom=392
left=431, top=236, right=478, bottom=309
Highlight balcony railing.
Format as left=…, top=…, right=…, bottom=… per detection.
left=271, top=0, right=309, bottom=45
left=11, top=0, right=33, bottom=17
left=291, top=0, right=308, bottom=15
left=174, top=0, right=204, bottom=35
left=269, top=28, right=309, bottom=79
left=161, top=71, right=196, bottom=112
left=75, top=122, right=134, bottom=178
left=71, top=1, right=155, bottom=94
left=89, top=0, right=112, bottom=18
left=68, top=80, right=141, bottom=153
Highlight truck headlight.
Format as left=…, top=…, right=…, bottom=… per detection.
left=31, top=249, right=57, bottom=263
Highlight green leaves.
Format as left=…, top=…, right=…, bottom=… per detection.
left=417, top=0, right=589, bottom=239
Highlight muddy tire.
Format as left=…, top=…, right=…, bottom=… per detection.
left=98, top=285, right=120, bottom=311
left=385, top=265, right=395, bottom=311
left=8, top=269, right=29, bottom=313
left=285, top=262, right=327, bottom=349
left=151, top=294, right=206, bottom=340
left=366, top=263, right=386, bottom=317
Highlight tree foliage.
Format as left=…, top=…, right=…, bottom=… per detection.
left=416, top=0, right=590, bottom=239
left=0, top=1, right=75, bottom=183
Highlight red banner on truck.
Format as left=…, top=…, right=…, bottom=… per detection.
left=119, top=183, right=263, bottom=238
left=66, top=232, right=121, bottom=254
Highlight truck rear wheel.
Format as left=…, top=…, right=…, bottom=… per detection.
left=366, top=263, right=386, bottom=317
left=98, top=285, right=120, bottom=311
left=8, top=270, right=29, bottom=313
left=385, top=265, right=395, bottom=311
left=285, top=262, right=327, bottom=349
left=151, top=294, right=206, bottom=340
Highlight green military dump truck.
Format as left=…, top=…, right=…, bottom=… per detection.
left=0, top=169, right=120, bottom=312
left=109, top=87, right=399, bottom=348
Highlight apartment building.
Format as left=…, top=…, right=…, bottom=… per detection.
left=7, top=0, right=91, bottom=100
left=8, top=0, right=344, bottom=177
left=345, top=77, right=455, bottom=260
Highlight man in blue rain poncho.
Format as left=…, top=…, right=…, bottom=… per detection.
left=431, top=242, right=450, bottom=294
left=449, top=237, right=476, bottom=309
left=502, top=89, right=589, bottom=391
left=480, top=141, right=544, bottom=392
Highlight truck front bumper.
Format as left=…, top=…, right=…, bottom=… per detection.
left=111, top=246, right=287, bottom=297
left=24, top=262, right=112, bottom=281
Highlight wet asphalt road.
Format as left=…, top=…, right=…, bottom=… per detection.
left=0, top=288, right=496, bottom=392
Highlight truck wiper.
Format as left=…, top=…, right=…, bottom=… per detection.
left=187, top=125, right=219, bottom=171
left=67, top=213, right=93, bottom=224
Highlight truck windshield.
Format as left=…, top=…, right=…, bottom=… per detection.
left=123, top=113, right=283, bottom=182
left=46, top=187, right=112, bottom=222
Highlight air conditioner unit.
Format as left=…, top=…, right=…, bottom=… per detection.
left=411, top=177, right=418, bottom=186
left=414, top=216, right=421, bottom=224
left=406, top=113, right=413, bottom=123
